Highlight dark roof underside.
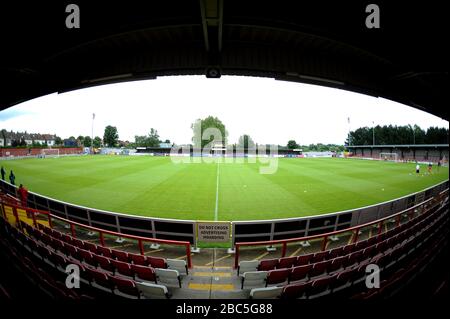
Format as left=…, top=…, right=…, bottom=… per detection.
left=0, top=1, right=448, bottom=119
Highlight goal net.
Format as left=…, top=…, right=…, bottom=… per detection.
left=41, top=148, right=60, bottom=158
left=380, top=152, right=398, bottom=162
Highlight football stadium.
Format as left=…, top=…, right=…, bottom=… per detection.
left=0, top=1, right=449, bottom=310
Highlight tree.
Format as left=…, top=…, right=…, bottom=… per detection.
left=134, top=128, right=161, bottom=147
left=83, top=136, right=92, bottom=147
left=238, top=134, right=255, bottom=150
left=1, top=129, right=7, bottom=146
left=347, top=125, right=448, bottom=146
left=93, top=136, right=102, bottom=148
left=77, top=135, right=85, bottom=147
left=287, top=140, right=299, bottom=149
left=103, top=125, right=119, bottom=147
left=191, top=116, right=227, bottom=149
left=11, top=137, right=26, bottom=147
left=54, top=136, right=62, bottom=146
left=147, top=128, right=160, bottom=147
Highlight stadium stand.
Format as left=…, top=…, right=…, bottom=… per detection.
left=0, top=187, right=448, bottom=299
left=348, top=145, right=449, bottom=163
left=237, top=191, right=449, bottom=299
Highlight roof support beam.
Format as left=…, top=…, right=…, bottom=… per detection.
left=199, top=0, right=223, bottom=65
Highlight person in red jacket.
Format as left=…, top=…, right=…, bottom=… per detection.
left=18, top=184, right=31, bottom=218
left=18, top=184, right=29, bottom=207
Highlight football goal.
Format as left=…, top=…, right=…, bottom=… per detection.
left=380, top=152, right=398, bottom=162
left=41, top=148, right=60, bottom=158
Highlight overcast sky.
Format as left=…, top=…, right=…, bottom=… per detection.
left=0, top=75, right=448, bottom=145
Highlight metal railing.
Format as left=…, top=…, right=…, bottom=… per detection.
left=0, top=179, right=447, bottom=249
left=0, top=194, right=193, bottom=268
left=233, top=188, right=448, bottom=268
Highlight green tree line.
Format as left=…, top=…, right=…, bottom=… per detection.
left=347, top=125, right=448, bottom=146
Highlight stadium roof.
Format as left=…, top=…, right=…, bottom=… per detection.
left=1, top=1, right=448, bottom=120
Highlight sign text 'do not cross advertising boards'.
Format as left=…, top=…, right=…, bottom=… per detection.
left=197, top=222, right=231, bottom=242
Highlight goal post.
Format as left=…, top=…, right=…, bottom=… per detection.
left=379, top=152, right=398, bottom=162
left=41, top=148, right=60, bottom=158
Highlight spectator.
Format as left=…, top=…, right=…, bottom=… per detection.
left=18, top=184, right=29, bottom=207
left=9, top=170, right=15, bottom=185
left=1, top=166, right=5, bottom=181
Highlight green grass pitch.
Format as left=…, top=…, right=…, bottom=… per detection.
left=0, top=155, right=448, bottom=221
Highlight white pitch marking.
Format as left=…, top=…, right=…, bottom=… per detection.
left=214, top=160, right=220, bottom=221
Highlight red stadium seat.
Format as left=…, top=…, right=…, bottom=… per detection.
left=79, top=249, right=97, bottom=268
left=258, top=258, right=278, bottom=271
left=328, top=256, right=348, bottom=273
left=277, top=256, right=296, bottom=269
left=289, top=265, right=312, bottom=283
left=343, top=250, right=363, bottom=268
left=362, top=246, right=375, bottom=261
left=343, top=243, right=356, bottom=255
left=281, top=282, right=312, bottom=299
left=94, top=254, right=114, bottom=273
left=112, top=249, right=130, bottom=263
left=355, top=239, right=369, bottom=251
left=111, top=259, right=134, bottom=278
left=72, top=238, right=85, bottom=250
left=97, top=246, right=113, bottom=258
left=311, top=251, right=330, bottom=263
left=295, top=253, right=313, bottom=266
left=147, top=256, right=166, bottom=269
left=367, top=236, right=377, bottom=247
left=52, top=239, right=65, bottom=253
left=49, top=252, right=68, bottom=272
left=309, top=260, right=331, bottom=278
left=64, top=244, right=78, bottom=258
left=52, top=230, right=63, bottom=240
left=329, top=247, right=343, bottom=259
left=330, top=268, right=354, bottom=292
left=265, top=268, right=290, bottom=286
left=86, top=268, right=113, bottom=293
left=130, top=253, right=149, bottom=266
left=109, top=275, right=140, bottom=299
left=62, top=234, right=74, bottom=246
left=37, top=244, right=52, bottom=261
left=309, top=275, right=336, bottom=299
left=41, top=233, right=53, bottom=247
left=84, top=242, right=99, bottom=254
left=131, top=264, right=157, bottom=283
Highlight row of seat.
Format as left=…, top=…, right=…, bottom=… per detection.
left=0, top=218, right=87, bottom=299
left=249, top=203, right=449, bottom=299
left=242, top=203, right=441, bottom=274
left=353, top=207, right=449, bottom=299
left=22, top=222, right=186, bottom=288
left=5, top=219, right=173, bottom=299
left=34, top=223, right=187, bottom=271
left=242, top=200, right=447, bottom=292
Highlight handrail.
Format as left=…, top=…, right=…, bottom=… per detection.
left=0, top=194, right=193, bottom=268
left=234, top=189, right=448, bottom=268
